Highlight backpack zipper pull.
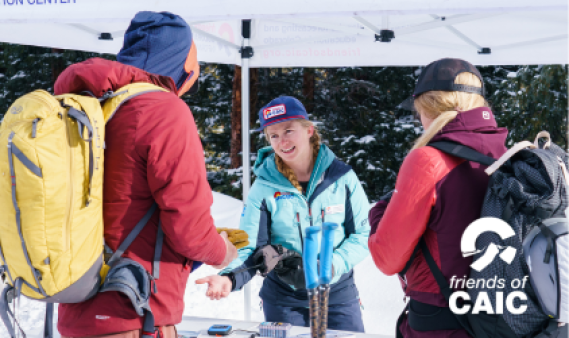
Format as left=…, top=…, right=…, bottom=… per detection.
left=32, top=118, right=40, bottom=138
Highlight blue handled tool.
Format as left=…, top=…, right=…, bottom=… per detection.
left=319, top=222, right=338, bottom=285
left=304, top=226, right=321, bottom=338
left=318, top=222, right=338, bottom=338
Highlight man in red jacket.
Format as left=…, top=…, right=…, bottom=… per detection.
left=54, top=12, right=237, bottom=338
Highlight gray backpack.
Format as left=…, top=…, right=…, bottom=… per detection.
left=523, top=218, right=568, bottom=323
left=428, top=131, right=568, bottom=338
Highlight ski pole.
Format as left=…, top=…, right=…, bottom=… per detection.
left=318, top=222, right=338, bottom=338
left=304, top=226, right=321, bottom=338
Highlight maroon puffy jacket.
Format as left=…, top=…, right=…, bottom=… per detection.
left=369, top=108, right=508, bottom=338
left=54, top=58, right=226, bottom=336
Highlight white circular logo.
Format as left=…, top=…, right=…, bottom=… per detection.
left=461, top=217, right=517, bottom=272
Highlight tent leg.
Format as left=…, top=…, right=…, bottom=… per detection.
left=241, top=35, right=252, bottom=323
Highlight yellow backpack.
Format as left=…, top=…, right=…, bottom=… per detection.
left=0, top=83, right=168, bottom=337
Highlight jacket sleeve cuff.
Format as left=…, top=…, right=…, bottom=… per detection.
left=220, top=272, right=237, bottom=291
left=220, top=255, right=258, bottom=291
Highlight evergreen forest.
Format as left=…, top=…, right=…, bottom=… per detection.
left=0, top=43, right=566, bottom=201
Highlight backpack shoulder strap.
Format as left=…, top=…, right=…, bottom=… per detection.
left=101, top=83, right=169, bottom=124
left=106, top=202, right=164, bottom=280
left=428, top=141, right=496, bottom=167
left=418, top=237, right=490, bottom=338
left=485, top=141, right=536, bottom=175
left=107, top=203, right=158, bottom=267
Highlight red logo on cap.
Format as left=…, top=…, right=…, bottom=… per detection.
left=263, top=104, right=286, bottom=120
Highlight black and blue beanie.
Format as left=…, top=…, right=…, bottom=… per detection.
left=117, top=11, right=193, bottom=90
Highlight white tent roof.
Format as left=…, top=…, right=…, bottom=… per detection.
left=0, top=0, right=566, bottom=66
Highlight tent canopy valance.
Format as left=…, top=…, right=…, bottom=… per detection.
left=0, top=0, right=566, bottom=67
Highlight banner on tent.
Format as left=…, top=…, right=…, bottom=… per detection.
left=192, top=21, right=241, bottom=65
left=2, top=0, right=76, bottom=5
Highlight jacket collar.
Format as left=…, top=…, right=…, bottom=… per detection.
left=54, top=57, right=177, bottom=97
left=253, top=144, right=336, bottom=199
left=430, top=107, right=508, bottom=156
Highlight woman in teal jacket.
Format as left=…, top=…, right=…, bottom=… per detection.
left=196, top=96, right=370, bottom=332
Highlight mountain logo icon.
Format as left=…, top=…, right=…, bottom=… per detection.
left=461, top=217, right=517, bottom=272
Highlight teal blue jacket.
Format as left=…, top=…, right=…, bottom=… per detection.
left=222, top=144, right=370, bottom=296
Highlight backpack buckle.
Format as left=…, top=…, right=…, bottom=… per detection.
left=142, top=329, right=158, bottom=338
left=142, top=327, right=163, bottom=338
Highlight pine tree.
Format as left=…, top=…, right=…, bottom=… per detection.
left=182, top=63, right=241, bottom=196
left=0, top=43, right=114, bottom=114
left=0, top=43, right=566, bottom=202
left=311, top=66, right=420, bottom=201
left=490, top=65, right=568, bottom=148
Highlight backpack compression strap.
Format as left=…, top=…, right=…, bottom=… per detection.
left=66, top=106, right=95, bottom=206
left=0, top=279, right=25, bottom=338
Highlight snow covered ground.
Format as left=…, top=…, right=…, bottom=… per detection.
left=0, top=194, right=405, bottom=337
left=185, top=257, right=404, bottom=336
left=0, top=257, right=404, bottom=338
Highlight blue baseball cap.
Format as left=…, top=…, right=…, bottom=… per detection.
left=254, top=96, right=309, bottom=132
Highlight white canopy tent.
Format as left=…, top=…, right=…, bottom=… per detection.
left=0, top=0, right=567, bottom=324
left=0, top=1, right=566, bottom=66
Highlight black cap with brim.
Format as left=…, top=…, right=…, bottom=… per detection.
left=399, top=58, right=485, bottom=112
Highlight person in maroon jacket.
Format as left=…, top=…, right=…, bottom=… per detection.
left=368, top=58, right=508, bottom=338
left=54, top=12, right=237, bottom=338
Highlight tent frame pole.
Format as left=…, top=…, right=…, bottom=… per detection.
left=241, top=19, right=253, bottom=322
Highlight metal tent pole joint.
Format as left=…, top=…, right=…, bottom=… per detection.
left=240, top=46, right=254, bottom=59
left=478, top=47, right=491, bottom=54
left=98, top=33, right=113, bottom=41
left=375, top=30, right=395, bottom=42
left=241, top=20, right=254, bottom=58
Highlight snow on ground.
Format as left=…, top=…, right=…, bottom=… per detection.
left=0, top=194, right=404, bottom=337
left=0, top=258, right=403, bottom=338
left=0, top=283, right=52, bottom=338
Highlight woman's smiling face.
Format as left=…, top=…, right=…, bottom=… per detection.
left=265, top=120, right=314, bottom=165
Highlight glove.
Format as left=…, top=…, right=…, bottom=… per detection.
left=216, top=227, right=249, bottom=249
left=252, top=245, right=290, bottom=277
left=274, top=256, right=336, bottom=290
left=274, top=253, right=306, bottom=289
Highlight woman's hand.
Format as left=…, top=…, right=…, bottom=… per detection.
left=195, top=275, right=233, bottom=300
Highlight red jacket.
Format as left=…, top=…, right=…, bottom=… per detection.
left=369, top=108, right=507, bottom=338
left=54, top=58, right=226, bottom=336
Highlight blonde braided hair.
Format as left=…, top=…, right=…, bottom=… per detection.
left=265, top=119, right=321, bottom=193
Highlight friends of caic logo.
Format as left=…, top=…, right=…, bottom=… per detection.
left=449, top=217, right=529, bottom=315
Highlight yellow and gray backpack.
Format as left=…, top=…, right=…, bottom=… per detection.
left=0, top=83, right=168, bottom=338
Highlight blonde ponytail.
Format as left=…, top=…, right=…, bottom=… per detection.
left=412, top=110, right=458, bottom=150
left=411, top=72, right=487, bottom=151
left=265, top=120, right=321, bottom=193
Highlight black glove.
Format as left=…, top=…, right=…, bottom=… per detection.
left=252, top=245, right=289, bottom=277
left=274, top=252, right=306, bottom=289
